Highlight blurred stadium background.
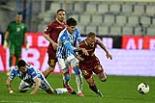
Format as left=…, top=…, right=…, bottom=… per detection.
left=1, top=0, right=155, bottom=34
left=0, top=0, right=155, bottom=103
left=0, top=0, right=155, bottom=76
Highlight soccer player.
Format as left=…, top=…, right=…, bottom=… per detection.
left=78, top=32, right=112, bottom=97
left=6, top=59, right=67, bottom=95
left=56, top=18, right=88, bottom=95
left=42, top=9, right=66, bottom=78
left=3, top=12, right=28, bottom=67
left=43, top=9, right=84, bottom=96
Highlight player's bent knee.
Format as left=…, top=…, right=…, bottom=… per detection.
left=101, top=78, right=107, bottom=82
left=100, top=75, right=107, bottom=82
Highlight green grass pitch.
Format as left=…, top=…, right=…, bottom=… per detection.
left=0, top=73, right=154, bottom=103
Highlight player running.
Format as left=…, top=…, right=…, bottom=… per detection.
left=43, top=9, right=66, bottom=78
left=56, top=18, right=88, bottom=96
left=78, top=32, right=112, bottom=97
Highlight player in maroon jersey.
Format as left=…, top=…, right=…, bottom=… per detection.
left=42, top=9, right=66, bottom=77
left=78, top=32, right=112, bottom=97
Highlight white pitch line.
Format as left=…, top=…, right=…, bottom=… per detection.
left=0, top=100, right=42, bottom=103
left=0, top=100, right=24, bottom=103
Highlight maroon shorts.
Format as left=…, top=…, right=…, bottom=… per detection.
left=79, top=55, right=103, bottom=79
left=47, top=50, right=57, bottom=67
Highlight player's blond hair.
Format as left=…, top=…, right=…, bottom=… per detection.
left=87, top=32, right=96, bottom=38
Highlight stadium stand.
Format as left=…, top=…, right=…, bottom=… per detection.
left=110, top=26, right=122, bottom=36
left=98, top=3, right=109, bottom=14
left=122, top=26, right=134, bottom=35
left=0, top=0, right=155, bottom=36
left=98, top=25, right=109, bottom=36
left=127, top=16, right=139, bottom=26
left=115, top=15, right=127, bottom=26
left=91, top=14, right=103, bottom=26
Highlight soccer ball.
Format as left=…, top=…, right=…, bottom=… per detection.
left=137, top=83, right=149, bottom=94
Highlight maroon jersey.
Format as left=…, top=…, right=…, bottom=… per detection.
left=79, top=39, right=103, bottom=79
left=79, top=39, right=97, bottom=61
left=44, top=20, right=66, bottom=52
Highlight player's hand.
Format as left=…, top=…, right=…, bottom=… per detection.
left=106, top=52, right=112, bottom=60
left=3, top=40, right=8, bottom=48
left=52, top=42, right=58, bottom=50
left=9, top=90, right=14, bottom=94
left=81, top=48, right=89, bottom=56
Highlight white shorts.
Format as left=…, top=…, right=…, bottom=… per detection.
left=19, top=77, right=53, bottom=92
left=58, top=55, right=79, bottom=71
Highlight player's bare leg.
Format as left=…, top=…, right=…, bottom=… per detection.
left=42, top=66, right=54, bottom=78
left=42, top=59, right=56, bottom=78
left=96, top=66, right=107, bottom=82
left=86, top=77, right=103, bottom=97
left=42, top=58, right=56, bottom=78
left=97, top=72, right=107, bottom=82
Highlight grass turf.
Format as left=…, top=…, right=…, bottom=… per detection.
left=0, top=73, right=154, bottom=103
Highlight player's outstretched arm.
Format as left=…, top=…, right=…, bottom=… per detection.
left=6, top=77, right=14, bottom=94
left=43, top=33, right=58, bottom=50
left=96, top=38, right=112, bottom=60
left=30, top=78, right=41, bottom=95
left=79, top=48, right=89, bottom=56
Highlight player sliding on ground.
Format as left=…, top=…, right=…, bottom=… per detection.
left=6, top=59, right=67, bottom=95
left=78, top=32, right=112, bottom=97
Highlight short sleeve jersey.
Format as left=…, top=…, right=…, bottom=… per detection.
left=7, top=21, right=27, bottom=46
left=71, top=28, right=82, bottom=46
left=57, top=28, right=76, bottom=59
left=79, top=39, right=97, bottom=60
left=9, top=65, right=43, bottom=85
left=44, top=20, right=66, bottom=51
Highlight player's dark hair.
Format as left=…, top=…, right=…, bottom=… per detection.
left=66, top=18, right=77, bottom=26
left=57, top=9, right=65, bottom=14
left=17, top=11, right=23, bottom=16
left=87, top=32, right=96, bottom=38
left=17, top=60, right=26, bottom=68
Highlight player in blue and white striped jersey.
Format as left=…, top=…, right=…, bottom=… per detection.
left=56, top=18, right=88, bottom=96
left=6, top=59, right=67, bottom=95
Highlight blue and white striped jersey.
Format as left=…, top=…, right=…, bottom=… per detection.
left=71, top=28, right=82, bottom=46
left=8, top=65, right=44, bottom=86
left=56, top=28, right=81, bottom=59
